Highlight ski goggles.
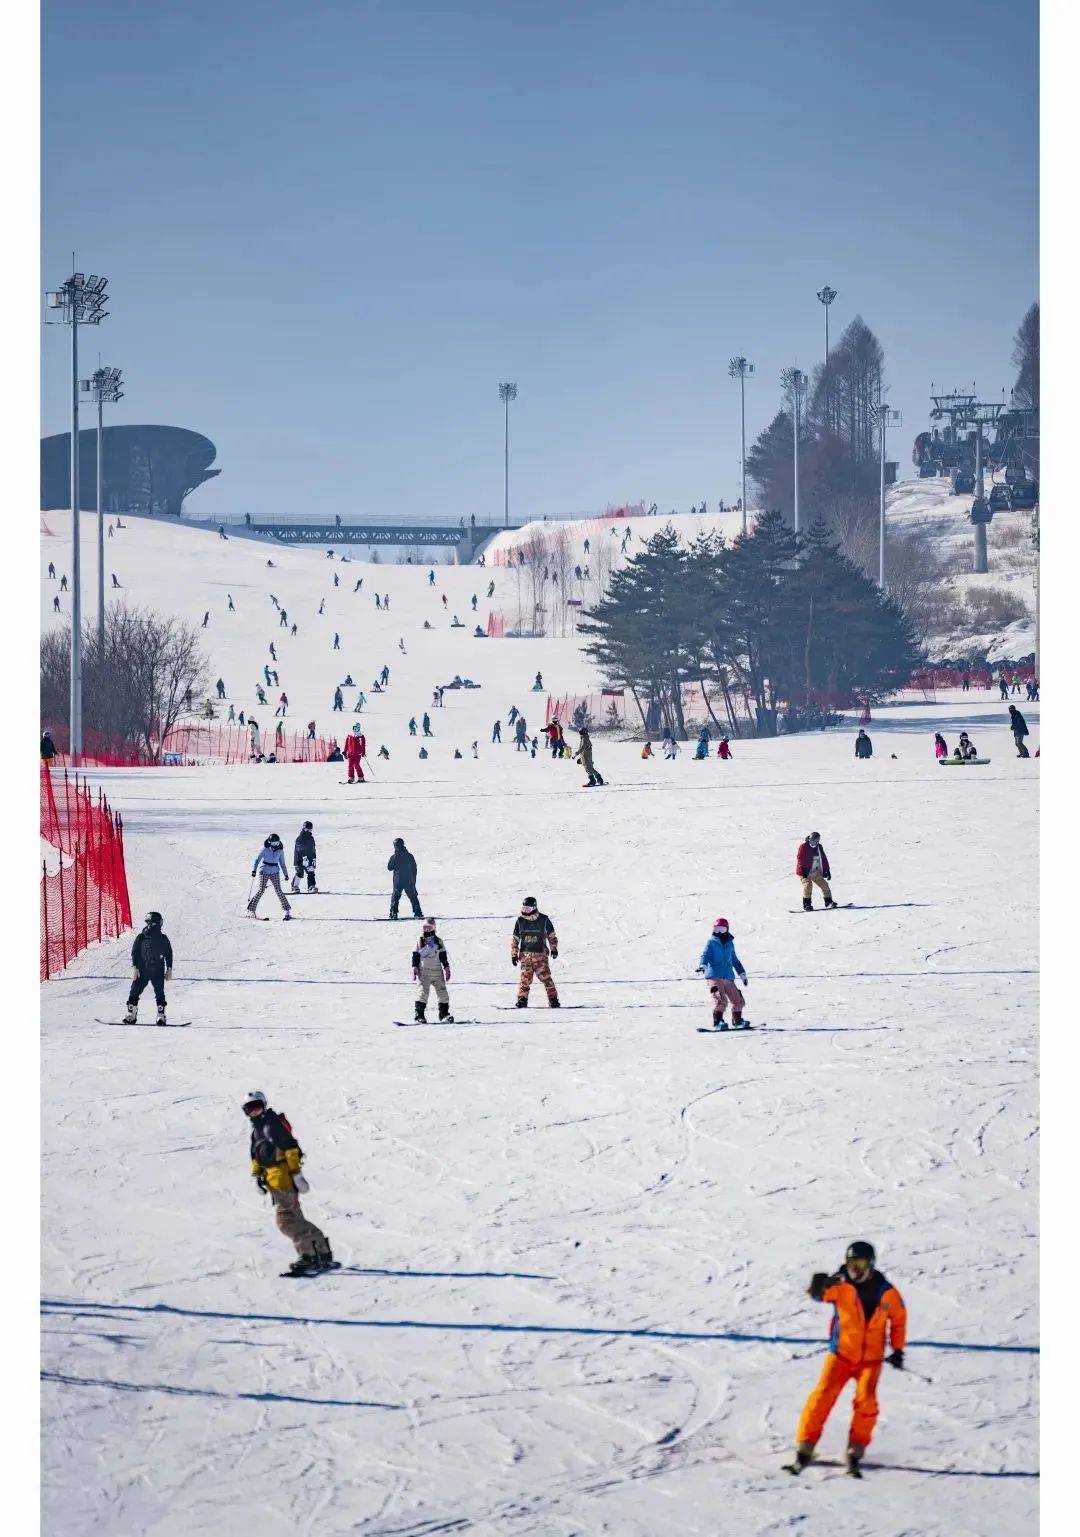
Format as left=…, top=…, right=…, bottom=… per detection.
left=845, top=1257, right=873, bottom=1280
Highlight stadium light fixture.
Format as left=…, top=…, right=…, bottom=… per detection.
left=499, top=382, right=518, bottom=529
left=816, top=284, right=837, bottom=433
left=81, top=365, right=125, bottom=650
left=728, top=357, right=755, bottom=535
left=44, top=265, right=111, bottom=758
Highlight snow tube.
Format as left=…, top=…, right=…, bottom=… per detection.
left=938, top=757, right=991, bottom=766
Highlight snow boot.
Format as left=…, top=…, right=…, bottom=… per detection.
left=388, top=910, right=399, bottom=921
left=548, top=996, right=560, bottom=1008
left=290, top=878, right=300, bottom=893
left=784, top=1443, right=815, bottom=1475
left=712, top=1016, right=729, bottom=1031
left=438, top=1001, right=452, bottom=1021
left=156, top=1005, right=167, bottom=1026
left=123, top=1003, right=138, bottom=1024
left=825, top=899, right=838, bottom=910
left=846, top=1444, right=864, bottom=1478
left=315, top=1245, right=335, bottom=1271
left=515, top=998, right=528, bottom=1009
left=802, top=897, right=813, bottom=911
left=283, top=911, right=293, bottom=921
left=285, top=1253, right=320, bottom=1278
left=414, top=1001, right=427, bottom=1023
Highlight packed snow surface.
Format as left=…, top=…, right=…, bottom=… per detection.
left=41, top=515, right=1038, bottom=1535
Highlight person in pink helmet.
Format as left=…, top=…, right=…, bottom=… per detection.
left=695, top=917, right=749, bottom=1029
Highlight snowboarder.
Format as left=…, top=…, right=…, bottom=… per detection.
left=291, top=821, right=317, bottom=892
left=508, top=705, right=519, bottom=726
left=409, top=717, right=417, bottom=736
left=123, top=911, right=173, bottom=1024
left=662, top=736, right=679, bottom=759
left=511, top=897, right=560, bottom=1007
left=717, top=736, right=732, bottom=760
left=934, top=732, right=948, bottom=760
left=787, top=1240, right=907, bottom=1478
left=41, top=730, right=57, bottom=764
left=227, top=704, right=236, bottom=722
left=332, top=686, right=344, bottom=712
left=999, top=672, right=1009, bottom=701
left=216, top=678, right=226, bottom=699
left=492, top=719, right=502, bottom=743
left=53, top=595, right=61, bottom=612
left=854, top=729, right=873, bottom=759
left=48, top=561, right=55, bottom=578
left=388, top=837, right=423, bottom=919
left=412, top=918, right=452, bottom=1022
left=533, top=671, right=544, bottom=691
left=1008, top=704, right=1030, bottom=757
left=275, top=692, right=289, bottom=717
left=514, top=717, right=528, bottom=751
left=422, top=712, right=433, bottom=737
left=354, top=578, right=363, bottom=593
left=228, top=595, right=235, bottom=611
left=576, top=726, right=605, bottom=786
left=200, top=608, right=208, bottom=625
left=956, top=732, right=978, bottom=761
left=333, top=633, right=340, bottom=651
left=381, top=665, right=390, bottom=685
left=248, top=835, right=293, bottom=918
left=695, top=918, right=749, bottom=1029
left=344, top=725, right=367, bottom=783
left=243, top=1091, right=333, bottom=1276
left=60, top=574, right=68, bottom=591
left=694, top=727, right=710, bottom=760
left=796, top=832, right=837, bottom=910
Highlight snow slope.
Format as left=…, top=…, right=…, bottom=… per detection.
left=41, top=512, right=1038, bottom=1534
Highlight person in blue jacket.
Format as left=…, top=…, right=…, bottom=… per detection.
left=248, top=834, right=293, bottom=919
left=696, top=916, right=749, bottom=1028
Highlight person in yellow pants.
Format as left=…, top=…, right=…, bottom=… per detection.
left=787, top=1240, right=907, bottom=1477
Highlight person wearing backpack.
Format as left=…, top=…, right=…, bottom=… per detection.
left=243, top=1091, right=334, bottom=1276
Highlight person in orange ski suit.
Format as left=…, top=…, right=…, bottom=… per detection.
left=789, top=1240, right=907, bottom=1476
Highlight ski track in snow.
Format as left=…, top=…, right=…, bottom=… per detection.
left=40, top=514, right=1038, bottom=1535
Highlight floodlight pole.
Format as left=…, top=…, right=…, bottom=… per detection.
left=70, top=304, right=82, bottom=755
left=872, top=403, right=900, bottom=590
left=498, top=382, right=517, bottom=528
left=728, top=357, right=754, bottom=536
left=96, top=386, right=105, bottom=650
left=783, top=367, right=806, bottom=533
left=817, top=285, right=837, bottom=435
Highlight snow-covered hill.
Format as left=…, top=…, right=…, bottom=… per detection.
left=40, top=509, right=1039, bottom=1536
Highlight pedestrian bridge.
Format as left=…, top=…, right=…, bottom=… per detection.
left=244, top=519, right=515, bottom=555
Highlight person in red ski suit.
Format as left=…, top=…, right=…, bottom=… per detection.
left=344, top=725, right=366, bottom=783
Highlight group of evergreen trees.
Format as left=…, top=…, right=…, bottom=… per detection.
left=578, top=516, right=921, bottom=738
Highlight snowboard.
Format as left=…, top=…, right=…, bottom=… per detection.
left=98, top=1019, right=191, bottom=1028
left=789, top=903, right=854, bottom=913
left=697, top=1022, right=759, bottom=1033
left=280, top=1260, right=342, bottom=1279
left=395, top=1017, right=476, bottom=1027
left=938, top=757, right=990, bottom=766
left=495, top=1002, right=582, bottom=1011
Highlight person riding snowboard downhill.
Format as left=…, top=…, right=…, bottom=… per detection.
left=243, top=1091, right=334, bottom=1277
left=291, top=821, right=317, bottom=892
left=412, top=918, right=452, bottom=1022
left=787, top=1240, right=907, bottom=1478
left=344, top=724, right=367, bottom=783
left=387, top=837, right=423, bottom=920
left=695, top=917, right=749, bottom=1028
left=124, top=911, right=173, bottom=1024
left=796, top=831, right=837, bottom=910
left=510, top=897, right=560, bottom=1008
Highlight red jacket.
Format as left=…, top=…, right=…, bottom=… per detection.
left=717, top=740, right=731, bottom=759
left=796, top=840, right=831, bottom=879
left=345, top=733, right=366, bottom=761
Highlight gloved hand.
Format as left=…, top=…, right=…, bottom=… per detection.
left=165, top=968, right=173, bottom=981
left=549, top=947, right=558, bottom=960
left=695, top=966, right=704, bottom=974
left=131, top=967, right=139, bottom=980
left=808, top=1272, right=831, bottom=1301
left=887, top=1349, right=905, bottom=1370
left=412, top=969, right=419, bottom=982
left=254, top=1172, right=268, bottom=1193
left=444, top=971, right=451, bottom=981
left=740, top=975, right=749, bottom=986
left=511, top=955, right=519, bottom=967
left=293, top=1171, right=310, bottom=1194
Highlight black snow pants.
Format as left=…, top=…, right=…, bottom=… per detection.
left=128, top=967, right=166, bottom=1008
left=390, top=880, right=423, bottom=918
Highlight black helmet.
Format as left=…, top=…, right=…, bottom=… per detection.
left=845, top=1240, right=876, bottom=1269
left=393, top=836, right=404, bottom=847
left=302, top=820, right=313, bottom=831
left=144, top=911, right=163, bottom=928
left=265, top=834, right=282, bottom=848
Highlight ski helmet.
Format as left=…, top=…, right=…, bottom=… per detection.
left=242, top=1090, right=267, bottom=1114
left=265, top=834, right=282, bottom=849
left=713, top=917, right=730, bottom=933
left=143, top=911, right=163, bottom=928
left=302, top=820, right=313, bottom=831
left=422, top=918, right=436, bottom=932
left=845, top=1240, right=876, bottom=1275
left=808, top=831, right=821, bottom=845
left=521, top=896, right=538, bottom=913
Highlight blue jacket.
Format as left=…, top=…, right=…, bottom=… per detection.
left=699, top=934, right=746, bottom=981
left=253, top=845, right=288, bottom=879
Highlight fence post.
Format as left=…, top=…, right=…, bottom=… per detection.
left=58, top=839, right=68, bottom=969
left=41, top=862, right=49, bottom=980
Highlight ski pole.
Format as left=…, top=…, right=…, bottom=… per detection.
left=892, top=1361, right=933, bottom=1385
left=362, top=755, right=376, bottom=782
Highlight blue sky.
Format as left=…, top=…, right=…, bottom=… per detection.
left=42, top=0, right=1037, bottom=522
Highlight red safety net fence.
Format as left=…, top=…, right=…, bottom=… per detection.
left=486, top=610, right=505, bottom=637
left=41, top=768, right=132, bottom=980
left=160, top=724, right=331, bottom=763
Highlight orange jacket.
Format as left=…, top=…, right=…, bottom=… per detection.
left=819, top=1271, right=906, bottom=1363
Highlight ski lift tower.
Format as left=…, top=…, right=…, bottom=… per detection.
left=930, top=388, right=1005, bottom=574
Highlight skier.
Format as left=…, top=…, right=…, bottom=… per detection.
left=247, top=835, right=293, bottom=919
left=409, top=717, right=417, bottom=736
left=695, top=918, right=749, bottom=1029
left=333, top=572, right=339, bottom=587
left=110, top=574, right=121, bottom=589
left=291, top=821, right=317, bottom=892
left=318, top=598, right=325, bottom=615
left=228, top=595, right=235, bottom=611
left=514, top=717, right=528, bottom=751
left=269, top=642, right=277, bottom=661
left=511, top=897, right=560, bottom=1008
left=216, top=678, right=226, bottom=699
left=796, top=832, right=837, bottom=910
left=388, top=837, right=423, bottom=920
left=662, top=736, right=679, bottom=759
left=471, top=594, right=477, bottom=610
left=344, top=724, right=367, bottom=783
left=717, top=736, right=732, bottom=760
left=201, top=609, right=208, bottom=625
left=48, top=561, right=55, bottom=578
left=492, top=719, right=502, bottom=743
left=533, top=671, right=544, bottom=691
left=854, top=728, right=873, bottom=759
left=243, top=1091, right=334, bottom=1276
left=354, top=578, right=363, bottom=593
left=60, top=574, right=68, bottom=591
left=1008, top=704, right=1030, bottom=757
left=412, top=918, right=452, bottom=1022
left=694, top=727, right=710, bottom=760
left=381, top=665, right=390, bottom=685
left=53, top=595, right=61, bottom=612
left=487, top=580, right=495, bottom=597
left=123, top=911, right=173, bottom=1024
left=576, top=726, right=605, bottom=786
left=787, top=1240, right=907, bottom=1478
left=998, top=672, right=1009, bottom=701
left=333, top=633, right=340, bottom=651
left=275, top=692, right=288, bottom=717
left=429, top=570, right=436, bottom=585
left=227, top=704, right=236, bottom=722
left=933, top=732, right=948, bottom=760
left=41, top=730, right=57, bottom=764
left=422, top=712, right=433, bottom=737
left=332, top=686, right=344, bottom=712
left=508, top=705, right=519, bottom=726
left=279, top=608, right=288, bottom=627
left=375, top=593, right=382, bottom=609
